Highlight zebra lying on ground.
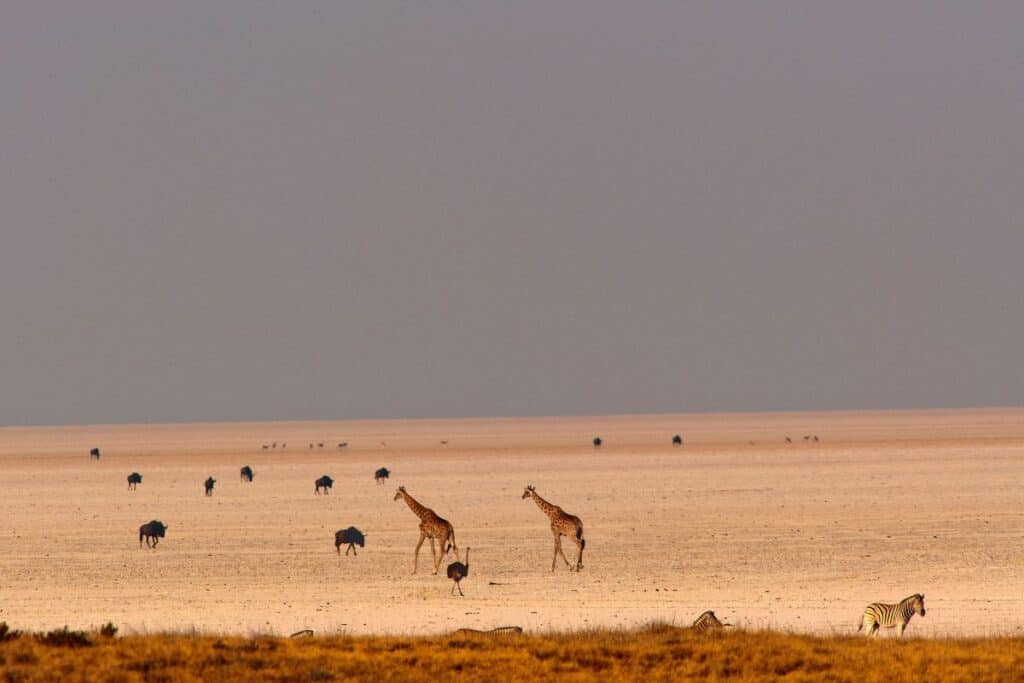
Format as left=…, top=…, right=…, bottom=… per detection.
left=691, top=610, right=729, bottom=632
left=858, top=593, right=926, bottom=637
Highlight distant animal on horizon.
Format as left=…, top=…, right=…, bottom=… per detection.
left=522, top=485, right=585, bottom=572
left=803, top=435, right=811, bottom=441
left=785, top=436, right=792, bottom=443
left=374, top=467, right=390, bottom=484
left=691, top=610, right=728, bottom=632
left=335, top=527, right=366, bottom=556
left=90, top=447, right=101, bottom=460
left=315, top=475, right=334, bottom=495
left=592, top=436, right=602, bottom=448
left=139, top=520, right=167, bottom=548
left=447, top=547, right=470, bottom=596
left=394, top=486, right=459, bottom=574
left=240, top=466, right=254, bottom=482
left=813, top=435, right=819, bottom=442
left=672, top=434, right=683, bottom=446
left=272, top=442, right=278, bottom=448
left=440, top=440, right=448, bottom=445
left=204, top=476, right=216, bottom=496
left=309, top=443, right=314, bottom=449
left=127, top=472, right=142, bottom=490
left=858, top=594, right=926, bottom=637
left=318, top=442, right=324, bottom=448
left=338, top=442, right=348, bottom=449
left=262, top=444, right=269, bottom=450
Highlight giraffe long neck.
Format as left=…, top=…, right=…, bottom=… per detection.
left=530, top=491, right=559, bottom=520
left=401, top=491, right=433, bottom=520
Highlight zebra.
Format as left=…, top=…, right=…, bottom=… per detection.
left=858, top=593, right=926, bottom=637
left=691, top=610, right=728, bottom=632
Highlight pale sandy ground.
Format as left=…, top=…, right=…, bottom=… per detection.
left=1, top=409, right=1023, bottom=637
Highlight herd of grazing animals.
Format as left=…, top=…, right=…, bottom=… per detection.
left=93, top=434, right=928, bottom=635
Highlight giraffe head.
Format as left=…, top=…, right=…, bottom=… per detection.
left=393, top=485, right=406, bottom=501
left=521, top=485, right=535, bottom=499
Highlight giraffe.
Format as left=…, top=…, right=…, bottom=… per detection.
left=393, top=486, right=459, bottom=574
left=522, top=485, right=585, bottom=572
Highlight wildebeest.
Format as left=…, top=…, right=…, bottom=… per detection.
left=672, top=434, right=683, bottom=446
left=338, top=442, right=348, bottom=449
left=139, top=520, right=167, bottom=548
left=127, top=472, right=142, bottom=490
left=592, top=436, right=602, bottom=448
left=90, top=447, right=101, bottom=460
left=334, top=527, right=366, bottom=556
left=204, top=476, right=216, bottom=496
left=374, top=467, right=390, bottom=484
left=240, top=466, right=254, bottom=482
left=315, top=475, right=334, bottom=495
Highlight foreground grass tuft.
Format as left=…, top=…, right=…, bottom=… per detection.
left=1, top=626, right=1023, bottom=681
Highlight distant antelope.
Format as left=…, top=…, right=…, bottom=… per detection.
left=394, top=486, right=458, bottom=574
left=592, top=436, right=602, bottom=448
left=204, top=476, right=216, bottom=496
left=127, top=472, right=142, bottom=490
left=447, top=547, right=470, bottom=596
left=672, top=434, right=683, bottom=446
left=262, top=444, right=269, bottom=450
left=813, top=435, right=819, bottom=442
left=315, top=475, right=334, bottom=495
left=335, top=527, right=366, bottom=556
left=858, top=594, right=926, bottom=637
left=139, top=520, right=167, bottom=548
left=338, top=442, right=348, bottom=449
left=239, top=466, right=254, bottom=482
left=374, top=467, right=390, bottom=484
left=522, top=485, right=585, bottom=572
left=785, top=436, right=792, bottom=444
left=90, top=447, right=101, bottom=460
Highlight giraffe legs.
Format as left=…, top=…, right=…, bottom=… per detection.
left=573, top=538, right=584, bottom=571
left=413, top=532, right=427, bottom=574
left=552, top=534, right=572, bottom=571
left=429, top=537, right=439, bottom=574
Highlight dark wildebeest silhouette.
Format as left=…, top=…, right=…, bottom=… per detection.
left=335, top=527, right=366, bottom=556
left=139, top=520, right=167, bottom=548
left=592, top=436, right=602, bottom=448
left=240, top=466, right=254, bottom=482
left=672, top=434, right=683, bottom=447
left=127, top=472, right=142, bottom=490
left=315, top=475, right=334, bottom=495
left=447, top=547, right=470, bottom=596
left=374, top=467, right=390, bottom=484
left=90, top=447, right=101, bottom=460
left=204, top=476, right=216, bottom=496
left=338, top=442, right=348, bottom=449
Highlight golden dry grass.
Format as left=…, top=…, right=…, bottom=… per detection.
left=1, top=624, right=1023, bottom=682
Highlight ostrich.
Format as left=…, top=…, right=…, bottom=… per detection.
left=90, top=447, right=101, bottom=460
left=672, top=434, right=683, bottom=447
left=315, top=475, right=334, bottom=495
left=447, top=548, right=470, bottom=596
left=592, top=436, right=602, bottom=448
left=240, top=466, right=254, bottom=482
left=204, top=476, right=216, bottom=496
left=127, top=472, right=142, bottom=490
left=335, top=527, right=366, bottom=556
left=374, top=467, right=390, bottom=484
left=139, top=520, right=167, bottom=548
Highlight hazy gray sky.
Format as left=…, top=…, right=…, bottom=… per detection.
left=3, top=2, right=1022, bottom=425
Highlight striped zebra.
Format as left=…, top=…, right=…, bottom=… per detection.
left=858, top=593, right=926, bottom=637
left=692, top=610, right=728, bottom=632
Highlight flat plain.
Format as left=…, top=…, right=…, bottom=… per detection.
left=1, top=409, right=1022, bottom=637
